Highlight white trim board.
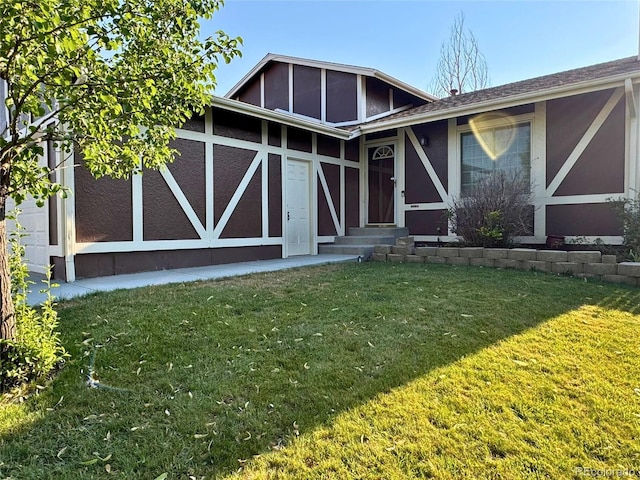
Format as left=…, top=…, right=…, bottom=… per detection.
left=212, top=152, right=263, bottom=239
left=405, top=127, right=448, bottom=202
left=543, top=193, right=624, bottom=205
left=75, top=237, right=284, bottom=254
left=546, top=88, right=624, bottom=196
left=402, top=202, right=449, bottom=211
left=211, top=96, right=354, bottom=140
left=132, top=169, right=143, bottom=242
left=317, top=163, right=341, bottom=235
left=61, top=144, right=76, bottom=282
left=160, top=168, right=207, bottom=239
left=174, top=129, right=363, bottom=170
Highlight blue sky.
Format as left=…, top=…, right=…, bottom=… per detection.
left=203, top=0, right=638, bottom=97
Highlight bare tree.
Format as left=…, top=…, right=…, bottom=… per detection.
left=448, top=172, right=533, bottom=247
left=431, top=12, right=489, bottom=97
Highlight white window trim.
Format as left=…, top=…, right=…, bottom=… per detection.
left=453, top=112, right=540, bottom=240
left=457, top=112, right=536, bottom=192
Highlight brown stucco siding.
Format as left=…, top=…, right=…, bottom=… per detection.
left=268, top=154, right=282, bottom=237
left=411, top=121, right=448, bottom=191
left=393, top=88, right=424, bottom=109
left=322, top=162, right=340, bottom=217
left=50, top=256, right=65, bottom=281
left=457, top=104, right=535, bottom=125
left=326, top=70, right=358, bottom=123
left=403, top=121, right=448, bottom=205
left=345, top=166, right=360, bottom=229
left=168, top=138, right=206, bottom=225
left=238, top=81, right=261, bottom=107
left=47, top=139, right=58, bottom=246
left=287, top=127, right=312, bottom=153
left=404, top=132, right=442, bottom=204
left=143, top=169, right=199, bottom=240
left=366, top=77, right=390, bottom=118
left=213, top=108, right=261, bottom=143
left=546, top=203, right=622, bottom=236
left=213, top=145, right=257, bottom=225
left=264, top=62, right=289, bottom=111
left=546, top=89, right=613, bottom=187
left=268, top=122, right=281, bottom=147
left=345, top=139, right=359, bottom=162
left=220, top=167, right=262, bottom=238
left=405, top=210, right=448, bottom=236
left=293, top=65, right=321, bottom=119
left=317, top=135, right=340, bottom=158
left=74, top=246, right=282, bottom=279
left=180, top=113, right=206, bottom=132
left=365, top=129, right=397, bottom=141
left=74, top=154, right=133, bottom=243
left=317, top=177, right=337, bottom=236
left=553, top=97, right=625, bottom=196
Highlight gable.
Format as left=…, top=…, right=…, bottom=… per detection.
left=229, top=56, right=431, bottom=126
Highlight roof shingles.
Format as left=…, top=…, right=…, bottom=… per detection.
left=355, top=56, right=640, bottom=130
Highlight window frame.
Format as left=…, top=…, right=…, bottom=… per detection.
left=457, top=114, right=534, bottom=195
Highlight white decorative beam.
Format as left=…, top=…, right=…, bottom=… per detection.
left=261, top=123, right=269, bottom=240
left=61, top=144, right=76, bottom=282
left=405, top=127, right=448, bottom=202
left=132, top=165, right=143, bottom=242
left=213, top=152, right=262, bottom=239
left=159, top=168, right=207, bottom=239
left=546, top=87, right=624, bottom=196
left=625, top=78, right=636, bottom=118
left=317, top=163, right=341, bottom=235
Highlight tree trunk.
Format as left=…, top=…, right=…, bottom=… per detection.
left=0, top=194, right=15, bottom=350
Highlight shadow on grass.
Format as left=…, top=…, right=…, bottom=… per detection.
left=1, top=262, right=639, bottom=479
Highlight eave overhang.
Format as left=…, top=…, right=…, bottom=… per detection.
left=212, top=96, right=356, bottom=140
left=357, top=72, right=640, bottom=135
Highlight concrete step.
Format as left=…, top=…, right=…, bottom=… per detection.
left=348, top=227, right=409, bottom=237
left=334, top=235, right=397, bottom=246
left=318, top=244, right=375, bottom=259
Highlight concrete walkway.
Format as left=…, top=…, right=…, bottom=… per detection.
left=26, top=254, right=360, bottom=305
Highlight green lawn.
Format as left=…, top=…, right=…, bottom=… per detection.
left=1, top=262, right=639, bottom=479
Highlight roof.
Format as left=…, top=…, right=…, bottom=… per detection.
left=214, top=56, right=640, bottom=140
left=356, top=56, right=640, bottom=133
left=225, top=53, right=438, bottom=103
left=211, top=96, right=355, bottom=140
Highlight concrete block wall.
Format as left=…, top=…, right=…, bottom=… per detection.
left=372, top=241, right=640, bottom=287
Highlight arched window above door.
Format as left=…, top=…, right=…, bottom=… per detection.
left=371, top=145, right=394, bottom=160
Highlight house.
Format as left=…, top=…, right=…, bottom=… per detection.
left=15, top=53, right=640, bottom=280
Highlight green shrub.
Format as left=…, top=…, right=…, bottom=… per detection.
left=448, top=172, right=534, bottom=247
left=0, top=213, right=67, bottom=392
left=609, top=195, right=640, bottom=261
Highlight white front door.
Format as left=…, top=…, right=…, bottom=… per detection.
left=286, top=159, right=311, bottom=256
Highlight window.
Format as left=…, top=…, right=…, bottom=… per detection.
left=461, top=122, right=531, bottom=195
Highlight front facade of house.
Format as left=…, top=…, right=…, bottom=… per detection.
left=19, top=54, right=640, bottom=280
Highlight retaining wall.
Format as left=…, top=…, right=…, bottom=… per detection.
left=372, top=245, right=640, bottom=287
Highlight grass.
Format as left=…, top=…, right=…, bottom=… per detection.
left=1, top=262, right=639, bottom=479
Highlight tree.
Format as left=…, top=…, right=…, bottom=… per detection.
left=0, top=0, right=241, bottom=353
left=430, top=12, right=489, bottom=97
